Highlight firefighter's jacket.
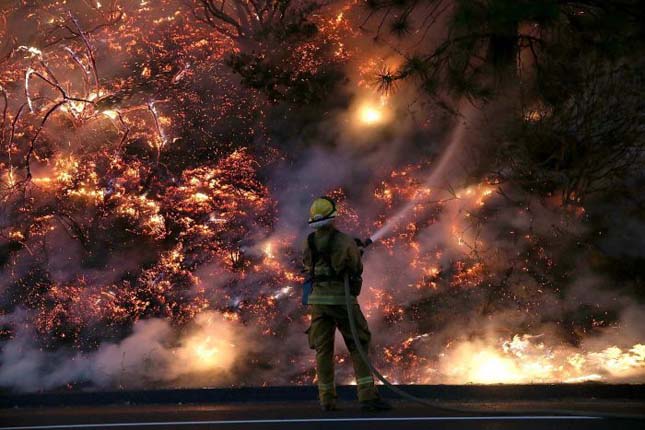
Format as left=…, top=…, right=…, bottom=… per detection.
left=302, top=225, right=362, bottom=305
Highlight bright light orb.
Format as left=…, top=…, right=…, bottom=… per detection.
left=185, top=334, right=228, bottom=372
left=194, top=336, right=219, bottom=362
left=358, top=104, right=384, bottom=126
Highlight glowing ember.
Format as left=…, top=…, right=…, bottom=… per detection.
left=0, top=0, right=642, bottom=393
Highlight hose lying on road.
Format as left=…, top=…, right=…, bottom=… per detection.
left=343, top=273, right=443, bottom=408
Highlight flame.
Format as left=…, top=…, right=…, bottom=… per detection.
left=358, top=103, right=384, bottom=125
left=0, top=0, right=643, bottom=391
left=430, top=335, right=645, bottom=384
left=263, top=242, right=274, bottom=259
left=169, top=312, right=243, bottom=377
left=183, top=335, right=230, bottom=372
left=468, top=350, right=525, bottom=383
left=19, top=46, right=43, bottom=58
left=193, top=192, right=209, bottom=202
left=102, top=110, right=119, bottom=120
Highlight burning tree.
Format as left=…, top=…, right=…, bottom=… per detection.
left=361, top=0, right=644, bottom=204
left=365, top=1, right=644, bottom=97
left=0, top=0, right=643, bottom=392
left=356, top=0, right=645, bottom=383
left=190, top=0, right=321, bottom=42
left=189, top=0, right=349, bottom=104
left=497, top=63, right=644, bottom=205
left=0, top=2, right=279, bottom=349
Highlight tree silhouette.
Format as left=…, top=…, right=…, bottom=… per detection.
left=189, top=0, right=345, bottom=104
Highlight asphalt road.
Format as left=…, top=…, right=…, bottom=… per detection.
left=1, top=400, right=644, bottom=430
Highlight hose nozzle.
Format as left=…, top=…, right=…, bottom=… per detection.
left=355, top=238, right=373, bottom=255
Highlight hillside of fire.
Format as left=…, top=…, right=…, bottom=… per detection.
left=0, top=1, right=643, bottom=392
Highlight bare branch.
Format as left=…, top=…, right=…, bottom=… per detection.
left=44, top=9, right=124, bottom=48
left=200, top=0, right=243, bottom=35
left=67, top=11, right=100, bottom=91
left=0, top=85, right=7, bottom=146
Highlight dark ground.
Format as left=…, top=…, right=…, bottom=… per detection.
left=1, top=385, right=644, bottom=429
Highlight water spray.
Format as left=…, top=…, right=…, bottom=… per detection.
left=370, top=102, right=474, bottom=243
left=344, top=103, right=478, bottom=407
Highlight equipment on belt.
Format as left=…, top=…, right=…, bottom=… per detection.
left=302, top=229, right=364, bottom=304
left=301, top=277, right=314, bottom=306
left=302, top=229, right=338, bottom=305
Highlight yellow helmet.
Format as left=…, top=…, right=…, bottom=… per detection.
left=308, top=196, right=337, bottom=226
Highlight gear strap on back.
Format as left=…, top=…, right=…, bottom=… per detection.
left=307, top=229, right=339, bottom=282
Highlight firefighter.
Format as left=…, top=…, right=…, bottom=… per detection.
left=303, top=196, right=392, bottom=412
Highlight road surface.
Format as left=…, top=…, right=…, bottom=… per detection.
left=2, top=400, right=644, bottom=430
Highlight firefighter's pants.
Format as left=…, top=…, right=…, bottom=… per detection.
left=306, top=304, right=379, bottom=404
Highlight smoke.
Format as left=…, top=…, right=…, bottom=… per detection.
left=370, top=101, right=476, bottom=242
left=0, top=0, right=644, bottom=393
left=0, top=310, right=250, bottom=392
left=257, top=88, right=644, bottom=385
left=420, top=300, right=645, bottom=385
left=266, top=79, right=644, bottom=384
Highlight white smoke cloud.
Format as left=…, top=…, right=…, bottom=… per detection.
left=0, top=311, right=250, bottom=392
left=1, top=0, right=644, bottom=394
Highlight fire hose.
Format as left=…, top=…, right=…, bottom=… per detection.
left=341, top=238, right=467, bottom=409
left=342, top=273, right=441, bottom=407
